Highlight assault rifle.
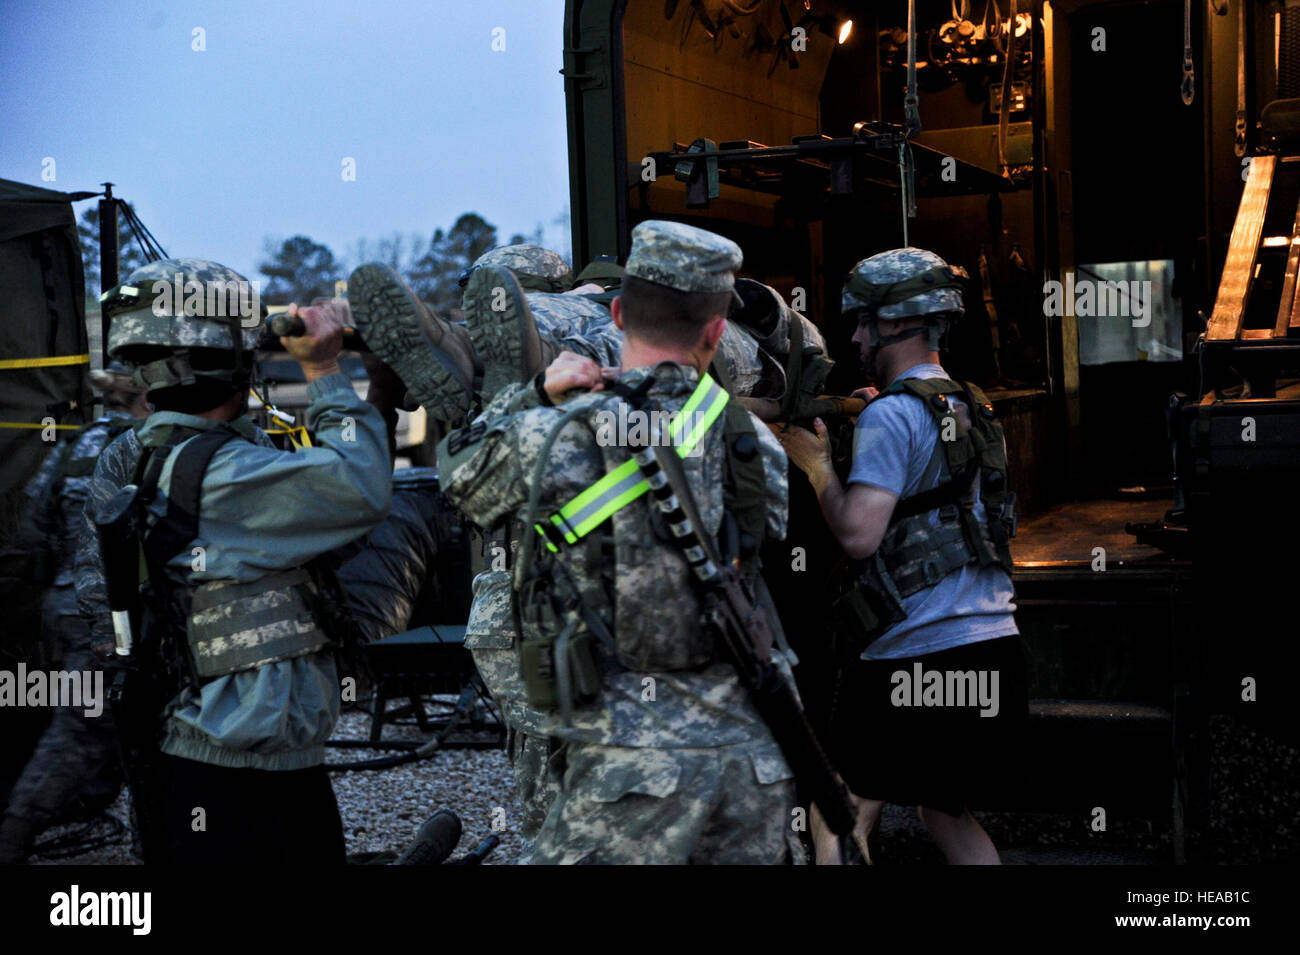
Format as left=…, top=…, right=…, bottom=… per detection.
left=93, top=484, right=168, bottom=862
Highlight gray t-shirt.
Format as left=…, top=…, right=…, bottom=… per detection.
left=847, top=363, right=1018, bottom=660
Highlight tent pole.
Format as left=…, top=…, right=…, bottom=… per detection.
left=98, top=182, right=119, bottom=368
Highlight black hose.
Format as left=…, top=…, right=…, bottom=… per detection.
left=323, top=679, right=489, bottom=771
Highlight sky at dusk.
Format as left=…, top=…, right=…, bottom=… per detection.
left=0, top=1, right=573, bottom=279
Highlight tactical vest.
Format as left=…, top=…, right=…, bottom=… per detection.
left=28, top=417, right=138, bottom=586
left=53, top=416, right=137, bottom=481
left=133, top=423, right=336, bottom=685
left=831, top=377, right=1017, bottom=654
left=518, top=372, right=769, bottom=711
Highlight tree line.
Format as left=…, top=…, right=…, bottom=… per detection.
left=78, top=209, right=558, bottom=316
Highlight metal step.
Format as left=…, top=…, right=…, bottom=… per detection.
left=1030, top=699, right=1172, bottom=731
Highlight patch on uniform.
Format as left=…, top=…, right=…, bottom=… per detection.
left=446, top=421, right=487, bottom=455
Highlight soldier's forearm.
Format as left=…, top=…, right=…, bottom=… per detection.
left=300, top=359, right=342, bottom=383
left=811, top=467, right=851, bottom=538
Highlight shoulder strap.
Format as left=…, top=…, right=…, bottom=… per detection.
left=779, top=308, right=805, bottom=419
left=883, top=377, right=980, bottom=525
left=56, top=419, right=136, bottom=480
left=720, top=400, right=767, bottom=579
left=140, top=427, right=242, bottom=572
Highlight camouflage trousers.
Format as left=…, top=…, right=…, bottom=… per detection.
left=529, top=738, right=798, bottom=865
left=504, top=725, right=561, bottom=841
left=466, top=569, right=560, bottom=842
left=528, top=292, right=623, bottom=369
left=0, top=598, right=120, bottom=860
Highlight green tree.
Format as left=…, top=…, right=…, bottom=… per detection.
left=408, top=213, right=499, bottom=309
left=258, top=235, right=343, bottom=303
left=77, top=206, right=149, bottom=298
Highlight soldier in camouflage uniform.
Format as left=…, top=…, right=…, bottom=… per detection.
left=0, top=367, right=150, bottom=864
left=78, top=258, right=390, bottom=864
left=350, top=242, right=828, bottom=847
left=437, top=221, right=799, bottom=864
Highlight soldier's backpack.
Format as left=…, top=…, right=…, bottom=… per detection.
left=515, top=371, right=769, bottom=715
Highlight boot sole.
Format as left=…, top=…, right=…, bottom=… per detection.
left=463, top=266, right=538, bottom=402
left=348, top=264, right=472, bottom=425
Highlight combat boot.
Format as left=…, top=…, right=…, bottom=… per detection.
left=348, top=264, right=477, bottom=427
left=463, top=266, right=559, bottom=402
left=395, top=808, right=462, bottom=865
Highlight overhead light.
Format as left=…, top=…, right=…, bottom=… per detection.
left=838, top=19, right=853, bottom=44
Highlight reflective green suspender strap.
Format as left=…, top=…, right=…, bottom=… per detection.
left=533, top=373, right=731, bottom=553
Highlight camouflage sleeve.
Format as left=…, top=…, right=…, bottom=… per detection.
left=437, top=383, right=592, bottom=532
left=192, top=374, right=391, bottom=574
left=75, top=429, right=142, bottom=643
left=19, top=436, right=64, bottom=547
left=749, top=410, right=789, bottom=541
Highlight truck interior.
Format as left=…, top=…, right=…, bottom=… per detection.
left=563, top=0, right=1300, bottom=861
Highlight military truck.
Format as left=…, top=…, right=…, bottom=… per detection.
left=561, top=0, right=1299, bottom=862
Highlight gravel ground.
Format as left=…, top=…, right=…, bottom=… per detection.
left=29, top=712, right=1298, bottom=866
left=32, top=703, right=528, bottom=866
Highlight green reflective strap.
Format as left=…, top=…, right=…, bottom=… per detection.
left=679, top=383, right=729, bottom=449
left=555, top=460, right=645, bottom=540
left=538, top=374, right=728, bottom=549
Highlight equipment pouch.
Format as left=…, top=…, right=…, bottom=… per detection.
left=829, top=568, right=906, bottom=662
left=520, top=634, right=558, bottom=710
left=555, top=625, right=602, bottom=717
left=521, top=615, right=602, bottom=714
left=186, top=568, right=330, bottom=679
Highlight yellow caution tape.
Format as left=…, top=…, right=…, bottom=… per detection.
left=0, top=354, right=91, bottom=370
left=265, top=425, right=313, bottom=449
left=0, top=422, right=82, bottom=431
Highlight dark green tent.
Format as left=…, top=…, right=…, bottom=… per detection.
left=0, top=178, right=94, bottom=546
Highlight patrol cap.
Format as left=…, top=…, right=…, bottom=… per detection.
left=625, top=220, right=743, bottom=305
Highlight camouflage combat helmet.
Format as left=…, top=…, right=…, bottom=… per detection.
left=842, top=247, right=968, bottom=349
left=464, top=244, right=574, bottom=293
left=101, top=258, right=264, bottom=390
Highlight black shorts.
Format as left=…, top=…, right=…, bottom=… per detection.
left=828, top=634, right=1029, bottom=817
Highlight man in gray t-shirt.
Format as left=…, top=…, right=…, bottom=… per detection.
left=848, top=360, right=1018, bottom=659
left=772, top=248, right=1026, bottom=866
